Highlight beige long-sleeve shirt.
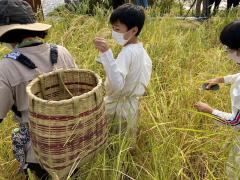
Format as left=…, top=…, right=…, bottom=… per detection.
left=0, top=43, right=76, bottom=163
left=0, top=44, right=76, bottom=121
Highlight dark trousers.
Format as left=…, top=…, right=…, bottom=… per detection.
left=112, top=0, right=125, bottom=9
left=24, top=163, right=49, bottom=179
left=227, top=0, right=240, bottom=9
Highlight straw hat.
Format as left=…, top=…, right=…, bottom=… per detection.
left=0, top=0, right=51, bottom=38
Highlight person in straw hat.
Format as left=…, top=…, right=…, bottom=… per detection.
left=0, top=0, right=77, bottom=178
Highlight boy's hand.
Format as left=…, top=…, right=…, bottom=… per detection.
left=93, top=37, right=109, bottom=53
left=194, top=102, right=214, bottom=114
left=205, top=77, right=224, bottom=89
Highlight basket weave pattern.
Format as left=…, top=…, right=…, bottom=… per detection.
left=26, top=69, right=107, bottom=178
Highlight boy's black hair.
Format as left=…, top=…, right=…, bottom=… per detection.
left=110, top=3, right=145, bottom=36
left=220, top=20, right=240, bottom=50
left=0, top=30, right=47, bottom=43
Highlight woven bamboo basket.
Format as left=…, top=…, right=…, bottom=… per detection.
left=26, top=69, right=107, bottom=179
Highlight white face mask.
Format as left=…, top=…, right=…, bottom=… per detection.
left=112, top=30, right=128, bottom=46
left=228, top=50, right=240, bottom=64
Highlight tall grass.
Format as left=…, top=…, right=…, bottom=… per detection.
left=1, top=7, right=240, bottom=180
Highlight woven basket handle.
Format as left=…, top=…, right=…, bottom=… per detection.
left=57, top=70, right=74, bottom=99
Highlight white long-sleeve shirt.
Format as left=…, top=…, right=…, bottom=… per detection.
left=97, top=43, right=152, bottom=128
left=212, top=73, right=240, bottom=127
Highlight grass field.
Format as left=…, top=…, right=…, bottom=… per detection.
left=1, top=6, right=240, bottom=180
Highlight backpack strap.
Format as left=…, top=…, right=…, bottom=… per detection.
left=50, top=44, right=58, bottom=66
left=4, top=50, right=37, bottom=69
left=16, top=54, right=37, bottom=69
left=4, top=44, right=58, bottom=69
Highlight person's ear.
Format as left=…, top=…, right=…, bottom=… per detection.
left=132, top=26, right=138, bottom=36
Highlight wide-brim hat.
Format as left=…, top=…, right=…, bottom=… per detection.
left=0, top=0, right=51, bottom=38
left=0, top=23, right=52, bottom=38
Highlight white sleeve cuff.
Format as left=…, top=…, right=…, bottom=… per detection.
left=224, top=74, right=240, bottom=84
left=212, top=109, right=222, bottom=117
left=212, top=109, right=234, bottom=121
left=224, top=75, right=233, bottom=84
left=97, top=49, right=114, bottom=64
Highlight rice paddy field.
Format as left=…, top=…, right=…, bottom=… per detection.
left=1, top=5, right=240, bottom=180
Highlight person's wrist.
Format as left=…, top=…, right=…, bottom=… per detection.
left=207, top=107, right=214, bottom=114
left=102, top=48, right=109, bottom=53
left=217, top=77, right=224, bottom=83
left=99, top=48, right=109, bottom=54
left=211, top=109, right=218, bottom=115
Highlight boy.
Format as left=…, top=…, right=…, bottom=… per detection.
left=195, top=20, right=240, bottom=179
left=93, top=3, right=152, bottom=137
left=0, top=0, right=76, bottom=178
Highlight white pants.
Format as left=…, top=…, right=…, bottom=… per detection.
left=105, top=97, right=139, bottom=137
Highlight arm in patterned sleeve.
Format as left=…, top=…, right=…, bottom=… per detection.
left=212, top=107, right=240, bottom=126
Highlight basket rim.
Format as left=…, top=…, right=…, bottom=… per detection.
left=26, top=69, right=103, bottom=105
